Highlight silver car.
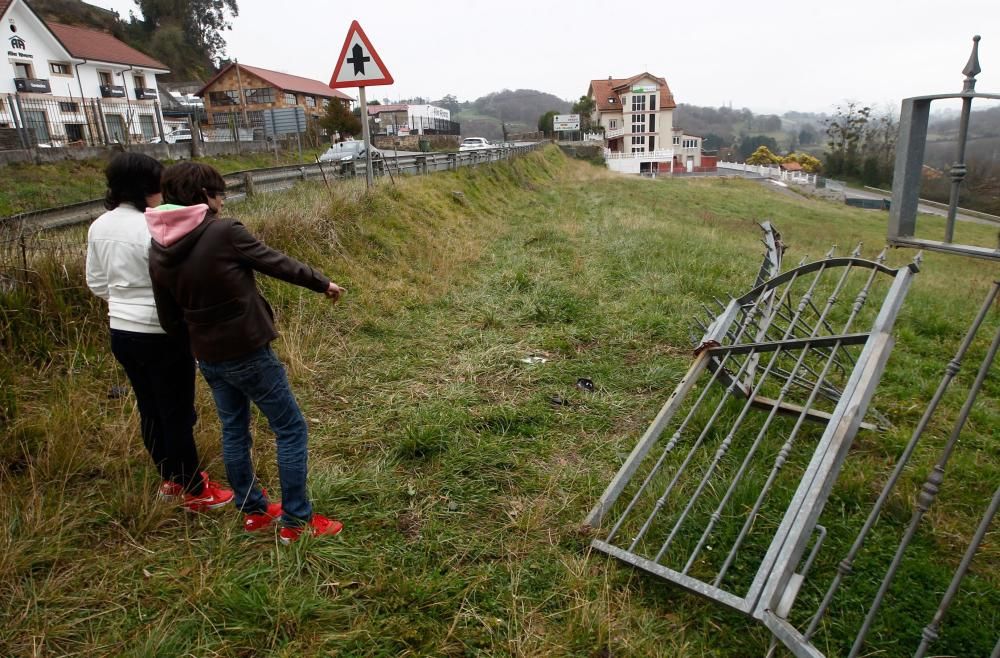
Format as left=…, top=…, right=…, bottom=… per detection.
left=319, top=140, right=382, bottom=163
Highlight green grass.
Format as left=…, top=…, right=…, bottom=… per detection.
left=0, top=148, right=326, bottom=216
left=0, top=147, right=997, bottom=656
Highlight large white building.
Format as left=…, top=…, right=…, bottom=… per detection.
left=1, top=0, right=169, bottom=146
left=588, top=72, right=707, bottom=175
left=367, top=103, right=457, bottom=136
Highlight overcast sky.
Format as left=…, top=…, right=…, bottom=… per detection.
left=92, top=0, right=999, bottom=115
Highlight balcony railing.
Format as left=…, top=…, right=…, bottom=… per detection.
left=604, top=148, right=675, bottom=161
left=14, top=77, right=52, bottom=93
left=134, top=87, right=157, bottom=100
left=100, top=84, right=126, bottom=98
left=606, top=126, right=625, bottom=139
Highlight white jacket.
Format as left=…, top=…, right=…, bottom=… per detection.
left=86, top=203, right=165, bottom=334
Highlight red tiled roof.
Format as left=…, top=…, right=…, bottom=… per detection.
left=0, top=1, right=12, bottom=20
left=589, top=72, right=677, bottom=112
left=780, top=161, right=803, bottom=171
left=48, top=22, right=168, bottom=70
left=196, top=63, right=353, bottom=101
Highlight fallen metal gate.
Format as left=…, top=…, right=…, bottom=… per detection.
left=585, top=245, right=920, bottom=620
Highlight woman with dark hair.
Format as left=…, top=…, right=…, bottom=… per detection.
left=86, top=153, right=233, bottom=511
left=146, top=161, right=346, bottom=543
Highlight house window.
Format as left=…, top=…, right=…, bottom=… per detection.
left=649, top=114, right=656, bottom=133
left=243, top=87, right=275, bottom=104
left=609, top=119, right=617, bottom=129
left=607, top=97, right=616, bottom=104
left=24, top=109, right=50, bottom=144
left=209, top=90, right=240, bottom=106
left=631, top=113, right=645, bottom=133
left=98, top=71, right=113, bottom=86
left=105, top=114, right=126, bottom=142
left=138, top=114, right=156, bottom=139
left=649, top=136, right=655, bottom=151
left=284, top=92, right=297, bottom=105
left=14, top=62, right=33, bottom=78
left=305, top=96, right=316, bottom=108
left=58, top=101, right=80, bottom=112
left=65, top=123, right=85, bottom=142
left=649, top=94, right=656, bottom=111
left=632, top=94, right=646, bottom=112
left=134, top=73, right=146, bottom=88
left=50, top=62, right=71, bottom=75
left=631, top=135, right=645, bottom=147
left=673, top=136, right=680, bottom=145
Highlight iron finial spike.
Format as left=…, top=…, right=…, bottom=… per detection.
left=913, top=250, right=925, bottom=267
left=824, top=245, right=837, bottom=258
left=798, top=255, right=809, bottom=266
left=962, top=36, right=982, bottom=93
left=876, top=247, right=888, bottom=263
left=850, top=242, right=863, bottom=258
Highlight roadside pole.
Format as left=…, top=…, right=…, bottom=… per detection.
left=328, top=20, right=394, bottom=193
left=359, top=85, right=373, bottom=188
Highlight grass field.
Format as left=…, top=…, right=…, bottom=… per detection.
left=0, top=149, right=326, bottom=217
left=0, top=147, right=997, bottom=656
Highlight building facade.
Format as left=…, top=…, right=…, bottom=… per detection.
left=196, top=63, right=353, bottom=135
left=1, top=0, right=169, bottom=146
left=588, top=72, right=706, bottom=174
left=367, top=103, right=458, bottom=136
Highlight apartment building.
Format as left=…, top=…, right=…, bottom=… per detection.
left=587, top=72, right=706, bottom=174
left=1, top=0, right=169, bottom=145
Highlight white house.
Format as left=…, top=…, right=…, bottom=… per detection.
left=587, top=72, right=706, bottom=175
left=367, top=103, right=457, bottom=136
left=1, top=0, right=169, bottom=146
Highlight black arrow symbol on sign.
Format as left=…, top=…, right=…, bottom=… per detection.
left=347, top=44, right=371, bottom=76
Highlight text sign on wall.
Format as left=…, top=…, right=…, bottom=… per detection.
left=553, top=114, right=581, bottom=131
left=631, top=85, right=658, bottom=93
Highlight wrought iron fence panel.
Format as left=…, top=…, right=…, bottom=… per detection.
left=587, top=246, right=920, bottom=621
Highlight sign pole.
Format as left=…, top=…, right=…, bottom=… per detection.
left=359, top=85, right=373, bottom=188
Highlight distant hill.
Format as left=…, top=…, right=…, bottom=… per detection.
left=450, top=89, right=570, bottom=140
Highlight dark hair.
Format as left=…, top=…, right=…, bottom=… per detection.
left=160, top=162, right=227, bottom=208
left=103, top=152, right=163, bottom=211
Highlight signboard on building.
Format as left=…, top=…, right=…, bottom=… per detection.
left=263, top=107, right=307, bottom=137
left=631, top=85, right=658, bottom=93
left=553, top=114, right=580, bottom=131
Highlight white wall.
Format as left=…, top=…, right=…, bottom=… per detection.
left=2, top=1, right=73, bottom=94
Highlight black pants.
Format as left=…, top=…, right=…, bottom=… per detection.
left=110, top=329, right=203, bottom=494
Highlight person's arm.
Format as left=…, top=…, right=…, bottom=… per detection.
left=228, top=221, right=334, bottom=293
left=149, top=268, right=187, bottom=337
left=85, top=234, right=110, bottom=301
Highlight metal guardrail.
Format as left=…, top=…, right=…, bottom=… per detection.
left=1, top=143, right=543, bottom=231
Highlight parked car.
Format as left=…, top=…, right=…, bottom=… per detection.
left=149, top=128, right=192, bottom=144
left=459, top=137, right=492, bottom=151
left=318, top=140, right=382, bottom=163
left=318, top=140, right=384, bottom=175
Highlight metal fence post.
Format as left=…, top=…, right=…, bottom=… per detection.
left=6, top=95, right=28, bottom=150
left=243, top=173, right=254, bottom=198
left=153, top=100, right=166, bottom=143
left=12, top=94, right=31, bottom=148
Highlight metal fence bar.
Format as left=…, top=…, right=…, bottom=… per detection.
left=658, top=254, right=857, bottom=565
left=912, top=483, right=999, bottom=658
left=847, top=315, right=1000, bottom=658
left=802, top=280, right=1000, bottom=642
left=713, top=252, right=886, bottom=587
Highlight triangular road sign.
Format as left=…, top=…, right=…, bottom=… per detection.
left=329, top=20, right=394, bottom=88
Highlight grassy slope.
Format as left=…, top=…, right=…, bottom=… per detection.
left=1, top=148, right=997, bottom=656
left=0, top=149, right=326, bottom=217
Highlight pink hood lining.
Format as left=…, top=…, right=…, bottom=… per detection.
left=145, top=204, right=210, bottom=247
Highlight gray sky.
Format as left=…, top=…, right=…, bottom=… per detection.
left=92, top=0, right=999, bottom=115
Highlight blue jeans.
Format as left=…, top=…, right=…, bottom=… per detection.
left=198, top=346, right=312, bottom=526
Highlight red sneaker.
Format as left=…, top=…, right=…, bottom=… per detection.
left=182, top=473, right=234, bottom=512
left=158, top=480, right=184, bottom=500
left=245, top=502, right=283, bottom=532
left=279, top=514, right=344, bottom=544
